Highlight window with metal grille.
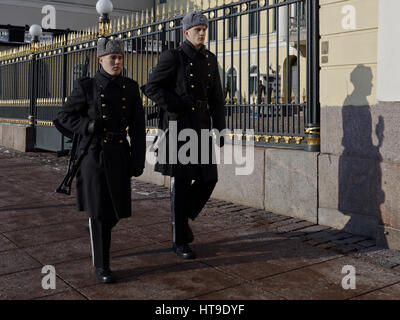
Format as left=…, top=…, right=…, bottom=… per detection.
left=228, top=7, right=238, bottom=38
left=249, top=65, right=259, bottom=96
left=208, top=20, right=216, bottom=41
left=226, top=67, right=237, bottom=99
left=249, top=2, right=259, bottom=35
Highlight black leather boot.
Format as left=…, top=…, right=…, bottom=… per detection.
left=172, top=243, right=196, bottom=259
left=95, top=268, right=115, bottom=283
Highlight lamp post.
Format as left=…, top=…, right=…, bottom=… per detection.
left=96, top=0, right=113, bottom=36
left=29, top=24, right=42, bottom=52
left=28, top=24, right=42, bottom=127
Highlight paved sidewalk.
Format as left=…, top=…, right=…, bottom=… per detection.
left=1, top=146, right=400, bottom=300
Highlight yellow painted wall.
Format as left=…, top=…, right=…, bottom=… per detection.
left=320, top=0, right=379, bottom=107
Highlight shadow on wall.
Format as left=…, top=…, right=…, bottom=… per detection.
left=339, top=64, right=387, bottom=247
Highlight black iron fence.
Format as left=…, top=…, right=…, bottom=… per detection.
left=0, top=0, right=320, bottom=152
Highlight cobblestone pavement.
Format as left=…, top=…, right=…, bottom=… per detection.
left=1, top=146, right=400, bottom=300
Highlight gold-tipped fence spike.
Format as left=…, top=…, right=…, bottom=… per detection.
left=117, top=17, right=121, bottom=32
left=108, top=20, right=112, bottom=34
left=130, top=13, right=134, bottom=29
left=156, top=6, right=160, bottom=20
left=125, top=15, right=129, bottom=30
left=162, top=5, right=166, bottom=20
left=173, top=0, right=177, bottom=16
left=168, top=3, right=172, bottom=18
left=135, top=12, right=139, bottom=27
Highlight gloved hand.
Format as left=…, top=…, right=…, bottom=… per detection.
left=216, top=135, right=225, bottom=148
left=87, top=119, right=104, bottom=134
left=130, top=166, right=144, bottom=177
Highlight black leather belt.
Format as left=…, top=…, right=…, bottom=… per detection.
left=193, top=100, right=208, bottom=111
left=102, top=131, right=127, bottom=144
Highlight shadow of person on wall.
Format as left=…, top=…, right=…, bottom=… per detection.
left=339, top=64, right=386, bottom=248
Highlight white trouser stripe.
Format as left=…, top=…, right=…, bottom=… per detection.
left=88, top=218, right=95, bottom=267
left=170, top=177, right=176, bottom=244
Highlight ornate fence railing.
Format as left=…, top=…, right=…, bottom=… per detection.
left=0, top=0, right=319, bottom=152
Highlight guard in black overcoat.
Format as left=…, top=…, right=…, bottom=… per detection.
left=143, top=12, right=225, bottom=259
left=56, top=38, right=145, bottom=283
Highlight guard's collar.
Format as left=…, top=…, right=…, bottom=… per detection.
left=181, top=39, right=207, bottom=59
left=95, top=67, right=124, bottom=89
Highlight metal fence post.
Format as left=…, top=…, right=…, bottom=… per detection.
left=60, top=37, right=68, bottom=153
left=28, top=52, right=37, bottom=127
left=305, top=0, right=320, bottom=152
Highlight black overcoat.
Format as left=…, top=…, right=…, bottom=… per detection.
left=143, top=40, right=225, bottom=181
left=56, top=71, right=146, bottom=220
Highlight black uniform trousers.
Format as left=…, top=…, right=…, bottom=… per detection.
left=88, top=217, right=118, bottom=269
left=170, top=177, right=217, bottom=246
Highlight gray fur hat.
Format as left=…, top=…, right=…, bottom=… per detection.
left=97, top=37, right=124, bottom=57
left=182, top=11, right=208, bottom=31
